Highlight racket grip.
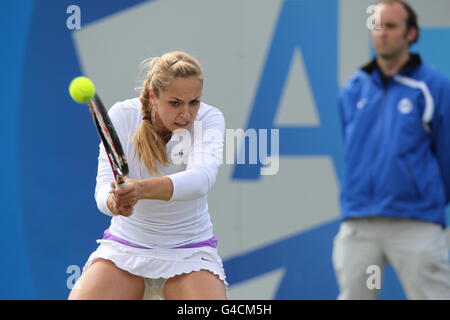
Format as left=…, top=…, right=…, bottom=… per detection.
left=116, top=175, right=126, bottom=189
left=108, top=175, right=126, bottom=193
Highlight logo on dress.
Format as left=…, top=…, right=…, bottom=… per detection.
left=398, top=98, right=413, bottom=114
left=172, top=151, right=184, bottom=158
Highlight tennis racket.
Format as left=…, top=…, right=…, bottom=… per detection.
left=87, top=93, right=129, bottom=187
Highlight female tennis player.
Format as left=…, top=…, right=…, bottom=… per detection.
left=68, top=51, right=227, bottom=300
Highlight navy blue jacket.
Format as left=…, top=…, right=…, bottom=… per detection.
left=339, top=54, right=450, bottom=227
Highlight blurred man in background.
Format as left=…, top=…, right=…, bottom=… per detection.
left=333, top=0, right=450, bottom=299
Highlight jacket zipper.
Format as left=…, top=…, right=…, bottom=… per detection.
left=405, top=161, right=421, bottom=199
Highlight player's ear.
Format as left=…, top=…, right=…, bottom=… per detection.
left=149, top=88, right=157, bottom=102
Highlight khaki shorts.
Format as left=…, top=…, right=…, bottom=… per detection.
left=332, top=218, right=450, bottom=300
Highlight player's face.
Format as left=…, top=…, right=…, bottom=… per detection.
left=151, top=76, right=202, bottom=132
left=371, top=3, right=416, bottom=60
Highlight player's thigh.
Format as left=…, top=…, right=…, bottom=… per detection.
left=68, top=258, right=145, bottom=300
left=164, top=269, right=227, bottom=300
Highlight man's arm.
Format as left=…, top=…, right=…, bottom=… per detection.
left=430, top=77, right=450, bottom=204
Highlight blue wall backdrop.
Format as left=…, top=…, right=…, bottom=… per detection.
left=1, top=0, right=450, bottom=300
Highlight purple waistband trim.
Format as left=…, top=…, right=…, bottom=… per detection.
left=103, top=229, right=217, bottom=249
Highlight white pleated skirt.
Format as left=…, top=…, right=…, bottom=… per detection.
left=83, top=239, right=228, bottom=300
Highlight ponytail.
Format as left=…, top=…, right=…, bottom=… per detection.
left=132, top=78, right=169, bottom=175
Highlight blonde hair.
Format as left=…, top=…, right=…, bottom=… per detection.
left=132, top=51, right=203, bottom=174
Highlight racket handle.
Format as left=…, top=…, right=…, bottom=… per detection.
left=108, top=176, right=126, bottom=193
left=116, top=180, right=126, bottom=189
left=116, top=175, right=126, bottom=189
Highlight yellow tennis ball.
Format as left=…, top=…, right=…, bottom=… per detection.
left=69, top=76, right=96, bottom=103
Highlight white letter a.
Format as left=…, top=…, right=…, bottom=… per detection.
left=366, top=265, right=381, bottom=290
left=66, top=5, right=81, bottom=30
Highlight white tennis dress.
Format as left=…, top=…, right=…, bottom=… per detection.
left=82, top=98, right=227, bottom=299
